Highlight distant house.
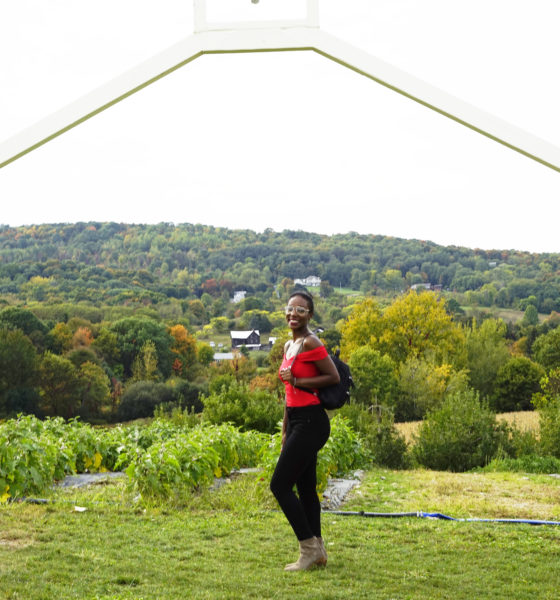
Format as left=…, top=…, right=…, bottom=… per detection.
left=230, top=330, right=261, bottom=349
left=232, top=291, right=247, bottom=303
left=410, top=283, right=442, bottom=292
left=294, top=276, right=321, bottom=287
left=213, top=352, right=234, bottom=361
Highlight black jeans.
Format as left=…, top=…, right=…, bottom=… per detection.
left=270, top=404, right=331, bottom=541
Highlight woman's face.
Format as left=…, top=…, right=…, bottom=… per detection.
left=285, top=295, right=312, bottom=331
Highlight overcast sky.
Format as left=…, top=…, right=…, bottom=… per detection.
left=1, top=0, right=559, bottom=253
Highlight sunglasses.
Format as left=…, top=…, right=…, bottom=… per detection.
left=285, top=305, right=310, bottom=316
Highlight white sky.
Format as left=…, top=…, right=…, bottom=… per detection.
left=1, top=0, right=559, bottom=253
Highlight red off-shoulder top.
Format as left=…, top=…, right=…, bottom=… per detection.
left=279, top=345, right=328, bottom=407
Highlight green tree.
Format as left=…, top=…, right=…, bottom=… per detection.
left=110, top=317, right=173, bottom=379
left=492, top=357, right=545, bottom=412
left=197, top=343, right=215, bottom=367
left=39, top=352, right=81, bottom=418
left=131, top=340, right=160, bottom=382
left=0, top=307, right=48, bottom=350
left=47, top=322, right=73, bottom=354
left=465, top=319, right=511, bottom=400
left=77, top=361, right=111, bottom=419
left=532, top=327, right=560, bottom=371
left=395, top=357, right=469, bottom=422
left=522, top=304, right=539, bottom=327
left=533, top=368, right=560, bottom=457
left=347, top=346, right=398, bottom=408
left=0, top=328, right=39, bottom=416
left=91, top=327, right=121, bottom=368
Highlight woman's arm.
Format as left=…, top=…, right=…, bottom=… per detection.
left=284, top=334, right=340, bottom=390
left=281, top=406, right=288, bottom=447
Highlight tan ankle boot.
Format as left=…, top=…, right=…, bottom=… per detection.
left=316, top=537, right=328, bottom=565
left=284, top=537, right=325, bottom=571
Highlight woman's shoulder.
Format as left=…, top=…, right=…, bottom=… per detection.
left=302, top=334, right=324, bottom=352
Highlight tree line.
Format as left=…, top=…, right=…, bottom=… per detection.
left=2, top=222, right=560, bottom=313
left=1, top=285, right=559, bottom=426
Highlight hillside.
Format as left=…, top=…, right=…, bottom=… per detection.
left=1, top=222, right=559, bottom=313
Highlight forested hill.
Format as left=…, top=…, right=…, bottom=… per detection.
left=1, top=222, right=559, bottom=312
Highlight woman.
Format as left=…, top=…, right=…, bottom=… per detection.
left=270, top=290, right=340, bottom=571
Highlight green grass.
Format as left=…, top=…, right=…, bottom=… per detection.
left=1, top=470, right=560, bottom=600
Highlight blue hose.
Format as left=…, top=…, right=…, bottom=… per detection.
left=324, top=509, right=560, bottom=526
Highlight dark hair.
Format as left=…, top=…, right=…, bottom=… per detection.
left=288, top=290, right=314, bottom=315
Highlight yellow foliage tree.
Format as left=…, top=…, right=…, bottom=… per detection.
left=340, top=298, right=383, bottom=360
left=341, top=292, right=464, bottom=365
left=169, top=324, right=198, bottom=373
left=378, top=291, right=464, bottom=364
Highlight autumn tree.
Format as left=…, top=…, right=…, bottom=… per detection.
left=131, top=340, right=160, bottom=382
left=378, top=291, right=464, bottom=364
left=169, top=324, right=198, bottom=375
left=395, top=357, right=469, bottom=421
left=47, top=322, right=73, bottom=354
left=72, top=326, right=94, bottom=348
left=340, top=298, right=383, bottom=360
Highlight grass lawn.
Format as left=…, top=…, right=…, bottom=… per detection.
left=2, top=469, right=560, bottom=600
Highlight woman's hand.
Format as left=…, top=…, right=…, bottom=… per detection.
left=279, top=367, right=294, bottom=384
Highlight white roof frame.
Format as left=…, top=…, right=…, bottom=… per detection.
left=1, top=1, right=559, bottom=172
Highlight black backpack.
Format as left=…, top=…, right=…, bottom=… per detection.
left=317, top=350, right=354, bottom=410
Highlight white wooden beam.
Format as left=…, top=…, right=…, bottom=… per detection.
left=1, top=27, right=559, bottom=173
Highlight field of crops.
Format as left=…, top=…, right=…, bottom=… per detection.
left=0, top=414, right=367, bottom=504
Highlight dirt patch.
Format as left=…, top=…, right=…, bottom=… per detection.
left=0, top=533, right=34, bottom=550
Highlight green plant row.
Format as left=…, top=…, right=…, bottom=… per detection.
left=0, top=414, right=369, bottom=503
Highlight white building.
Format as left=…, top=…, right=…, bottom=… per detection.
left=294, top=276, right=321, bottom=287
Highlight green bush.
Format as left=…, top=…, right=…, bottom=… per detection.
left=480, top=454, right=560, bottom=474
left=533, top=368, right=560, bottom=458
left=492, top=356, right=545, bottom=412
left=117, top=381, right=175, bottom=421
left=413, top=389, right=508, bottom=472
left=202, top=380, right=283, bottom=434
left=338, top=402, right=409, bottom=469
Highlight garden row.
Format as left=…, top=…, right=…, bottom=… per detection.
left=0, top=413, right=366, bottom=503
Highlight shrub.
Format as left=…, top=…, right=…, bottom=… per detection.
left=533, top=368, right=560, bottom=457
left=481, top=454, right=560, bottom=474
left=117, top=381, right=175, bottom=421
left=413, top=389, right=508, bottom=472
left=171, top=379, right=205, bottom=413
left=338, top=402, right=409, bottom=469
left=202, top=380, right=283, bottom=434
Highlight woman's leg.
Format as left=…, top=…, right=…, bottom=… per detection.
left=270, top=407, right=330, bottom=540
left=270, top=422, right=316, bottom=540
left=295, top=453, right=322, bottom=539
